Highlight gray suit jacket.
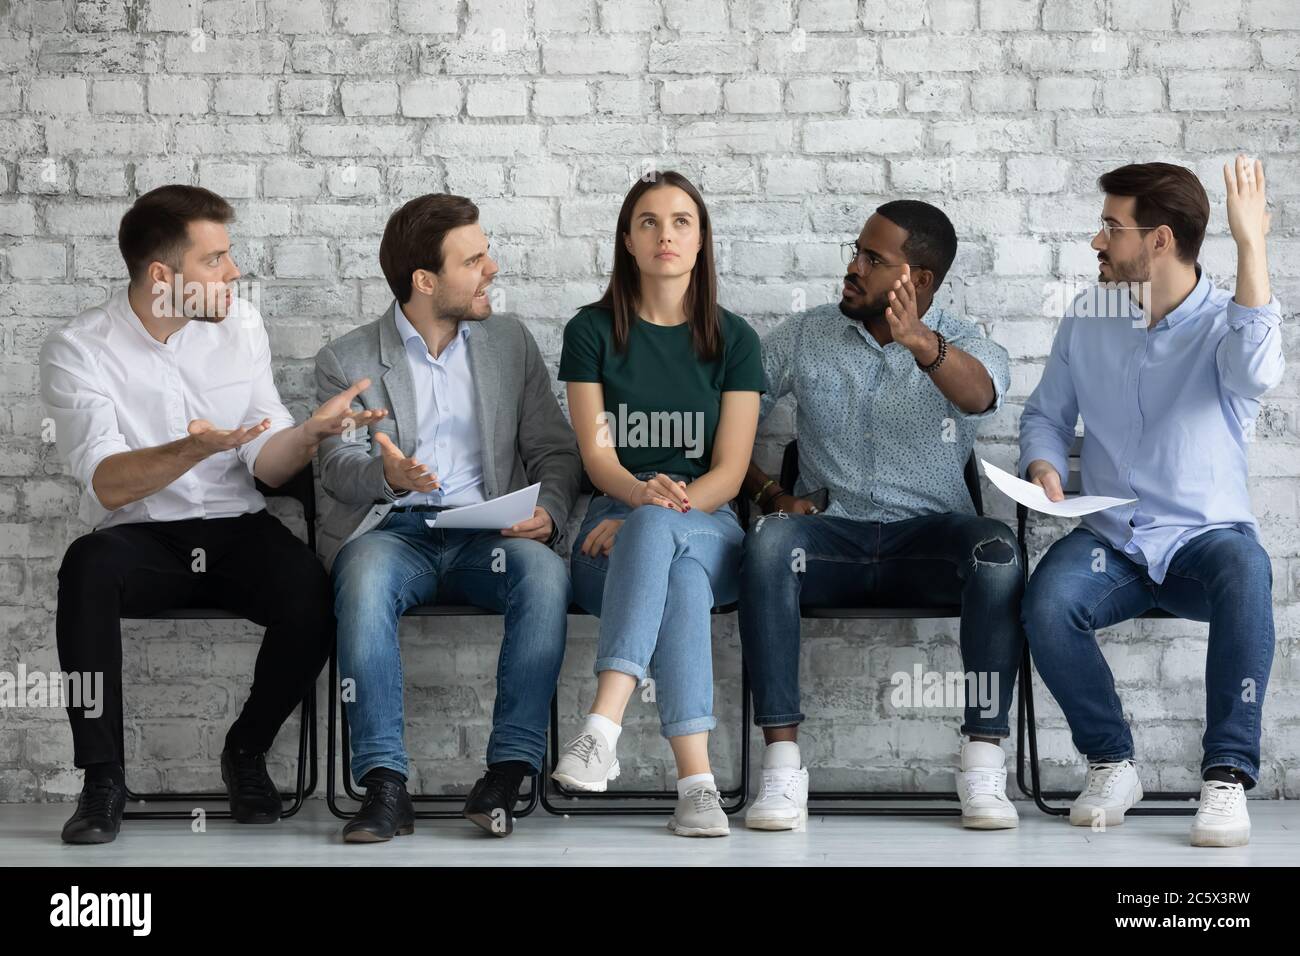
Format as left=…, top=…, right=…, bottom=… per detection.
left=313, top=302, right=582, bottom=571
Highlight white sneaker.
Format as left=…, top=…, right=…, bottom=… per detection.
left=954, top=741, right=1018, bottom=830
left=745, top=765, right=810, bottom=831
left=667, top=785, right=730, bottom=837
left=551, top=731, right=620, bottom=792
left=1191, top=780, right=1250, bottom=847
left=1069, top=759, right=1143, bottom=828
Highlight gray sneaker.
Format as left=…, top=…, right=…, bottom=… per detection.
left=667, top=785, right=730, bottom=837
left=551, top=731, right=620, bottom=792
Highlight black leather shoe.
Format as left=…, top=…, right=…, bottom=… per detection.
left=220, top=747, right=282, bottom=824
left=464, top=769, right=524, bottom=837
left=343, top=779, right=414, bottom=843
left=61, top=778, right=127, bottom=845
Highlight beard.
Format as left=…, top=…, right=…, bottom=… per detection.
left=838, top=284, right=888, bottom=324
left=434, top=287, right=491, bottom=323
left=1100, top=247, right=1150, bottom=284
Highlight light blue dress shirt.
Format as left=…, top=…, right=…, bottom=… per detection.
left=390, top=302, right=485, bottom=508
left=1019, top=268, right=1285, bottom=583
left=760, top=302, right=1010, bottom=523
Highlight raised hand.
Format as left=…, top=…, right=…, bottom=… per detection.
left=374, top=431, right=439, bottom=494
left=885, top=264, right=935, bottom=360
left=306, top=377, right=388, bottom=444
left=1224, top=154, right=1270, bottom=248
left=186, top=417, right=271, bottom=457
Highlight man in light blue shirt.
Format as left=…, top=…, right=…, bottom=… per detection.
left=388, top=302, right=485, bottom=507
left=315, top=194, right=581, bottom=843
left=1020, top=157, right=1283, bottom=848
left=738, top=201, right=1025, bottom=833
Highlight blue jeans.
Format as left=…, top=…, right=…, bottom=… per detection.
left=333, top=510, right=570, bottom=783
left=738, top=512, right=1024, bottom=737
left=1022, top=526, right=1274, bottom=788
left=570, top=474, right=745, bottom=738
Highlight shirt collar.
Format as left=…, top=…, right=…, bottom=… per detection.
left=1158, top=265, right=1211, bottom=329
left=392, top=301, right=470, bottom=357
left=112, top=285, right=189, bottom=350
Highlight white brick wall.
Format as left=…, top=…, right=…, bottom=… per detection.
left=1, top=0, right=1298, bottom=803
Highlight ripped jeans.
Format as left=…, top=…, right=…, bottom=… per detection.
left=738, top=512, right=1024, bottom=738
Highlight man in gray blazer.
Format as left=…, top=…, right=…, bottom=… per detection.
left=314, top=194, right=581, bottom=842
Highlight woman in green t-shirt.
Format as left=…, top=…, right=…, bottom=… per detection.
left=552, top=170, right=764, bottom=837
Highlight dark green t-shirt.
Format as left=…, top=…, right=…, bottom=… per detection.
left=558, top=305, right=765, bottom=479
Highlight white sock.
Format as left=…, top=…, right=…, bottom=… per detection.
left=763, top=740, right=802, bottom=771
left=677, top=772, right=716, bottom=798
left=583, top=712, right=621, bottom=750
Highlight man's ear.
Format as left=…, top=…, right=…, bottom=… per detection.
left=912, top=267, right=935, bottom=294
left=1151, top=225, right=1176, bottom=258
left=411, top=268, right=436, bottom=297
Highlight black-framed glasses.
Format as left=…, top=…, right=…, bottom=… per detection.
left=841, top=241, right=918, bottom=271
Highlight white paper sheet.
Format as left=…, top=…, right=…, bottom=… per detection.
left=424, top=482, right=541, bottom=530
left=979, top=460, right=1136, bottom=518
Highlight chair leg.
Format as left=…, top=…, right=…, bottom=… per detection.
left=123, top=689, right=315, bottom=821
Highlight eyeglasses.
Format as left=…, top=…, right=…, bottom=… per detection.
left=1098, top=220, right=1156, bottom=240
left=841, top=242, right=918, bottom=270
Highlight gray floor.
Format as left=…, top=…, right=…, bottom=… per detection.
left=3, top=799, right=1297, bottom=866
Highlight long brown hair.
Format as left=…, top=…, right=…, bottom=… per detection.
left=588, top=170, right=721, bottom=361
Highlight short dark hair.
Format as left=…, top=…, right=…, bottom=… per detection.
left=379, top=193, right=480, bottom=303
left=1097, top=162, right=1209, bottom=265
left=118, top=185, right=235, bottom=283
left=874, top=199, right=958, bottom=287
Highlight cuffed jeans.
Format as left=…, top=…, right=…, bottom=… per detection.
left=1022, top=525, right=1274, bottom=788
left=738, top=511, right=1024, bottom=738
left=569, top=473, right=745, bottom=739
left=333, top=510, right=570, bottom=783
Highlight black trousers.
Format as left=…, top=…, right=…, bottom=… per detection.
left=55, top=510, right=334, bottom=769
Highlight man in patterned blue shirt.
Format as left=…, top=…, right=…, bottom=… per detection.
left=738, top=201, right=1022, bottom=833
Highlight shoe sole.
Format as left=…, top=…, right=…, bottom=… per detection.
left=1070, top=782, right=1143, bottom=828
left=667, top=818, right=729, bottom=837
left=962, top=815, right=1019, bottom=830
left=745, top=810, right=808, bottom=832
left=62, top=830, right=119, bottom=845
left=1191, top=826, right=1250, bottom=848
left=465, top=810, right=513, bottom=837
left=342, top=823, right=414, bottom=844
left=551, top=759, right=620, bottom=793
left=232, top=811, right=281, bottom=825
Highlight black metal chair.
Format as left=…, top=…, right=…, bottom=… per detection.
left=751, top=439, right=997, bottom=816
left=119, top=465, right=319, bottom=821
left=325, top=604, right=541, bottom=822
left=1014, top=434, right=1200, bottom=816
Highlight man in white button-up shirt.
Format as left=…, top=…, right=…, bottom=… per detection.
left=40, top=186, right=382, bottom=845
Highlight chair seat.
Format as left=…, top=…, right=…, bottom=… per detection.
left=123, top=609, right=244, bottom=620
left=801, top=605, right=962, bottom=619
left=399, top=603, right=739, bottom=616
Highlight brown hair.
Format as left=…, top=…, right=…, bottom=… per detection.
left=1097, top=162, right=1210, bottom=265
left=588, top=170, right=721, bottom=361
left=379, top=193, right=480, bottom=303
left=118, top=185, right=235, bottom=283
